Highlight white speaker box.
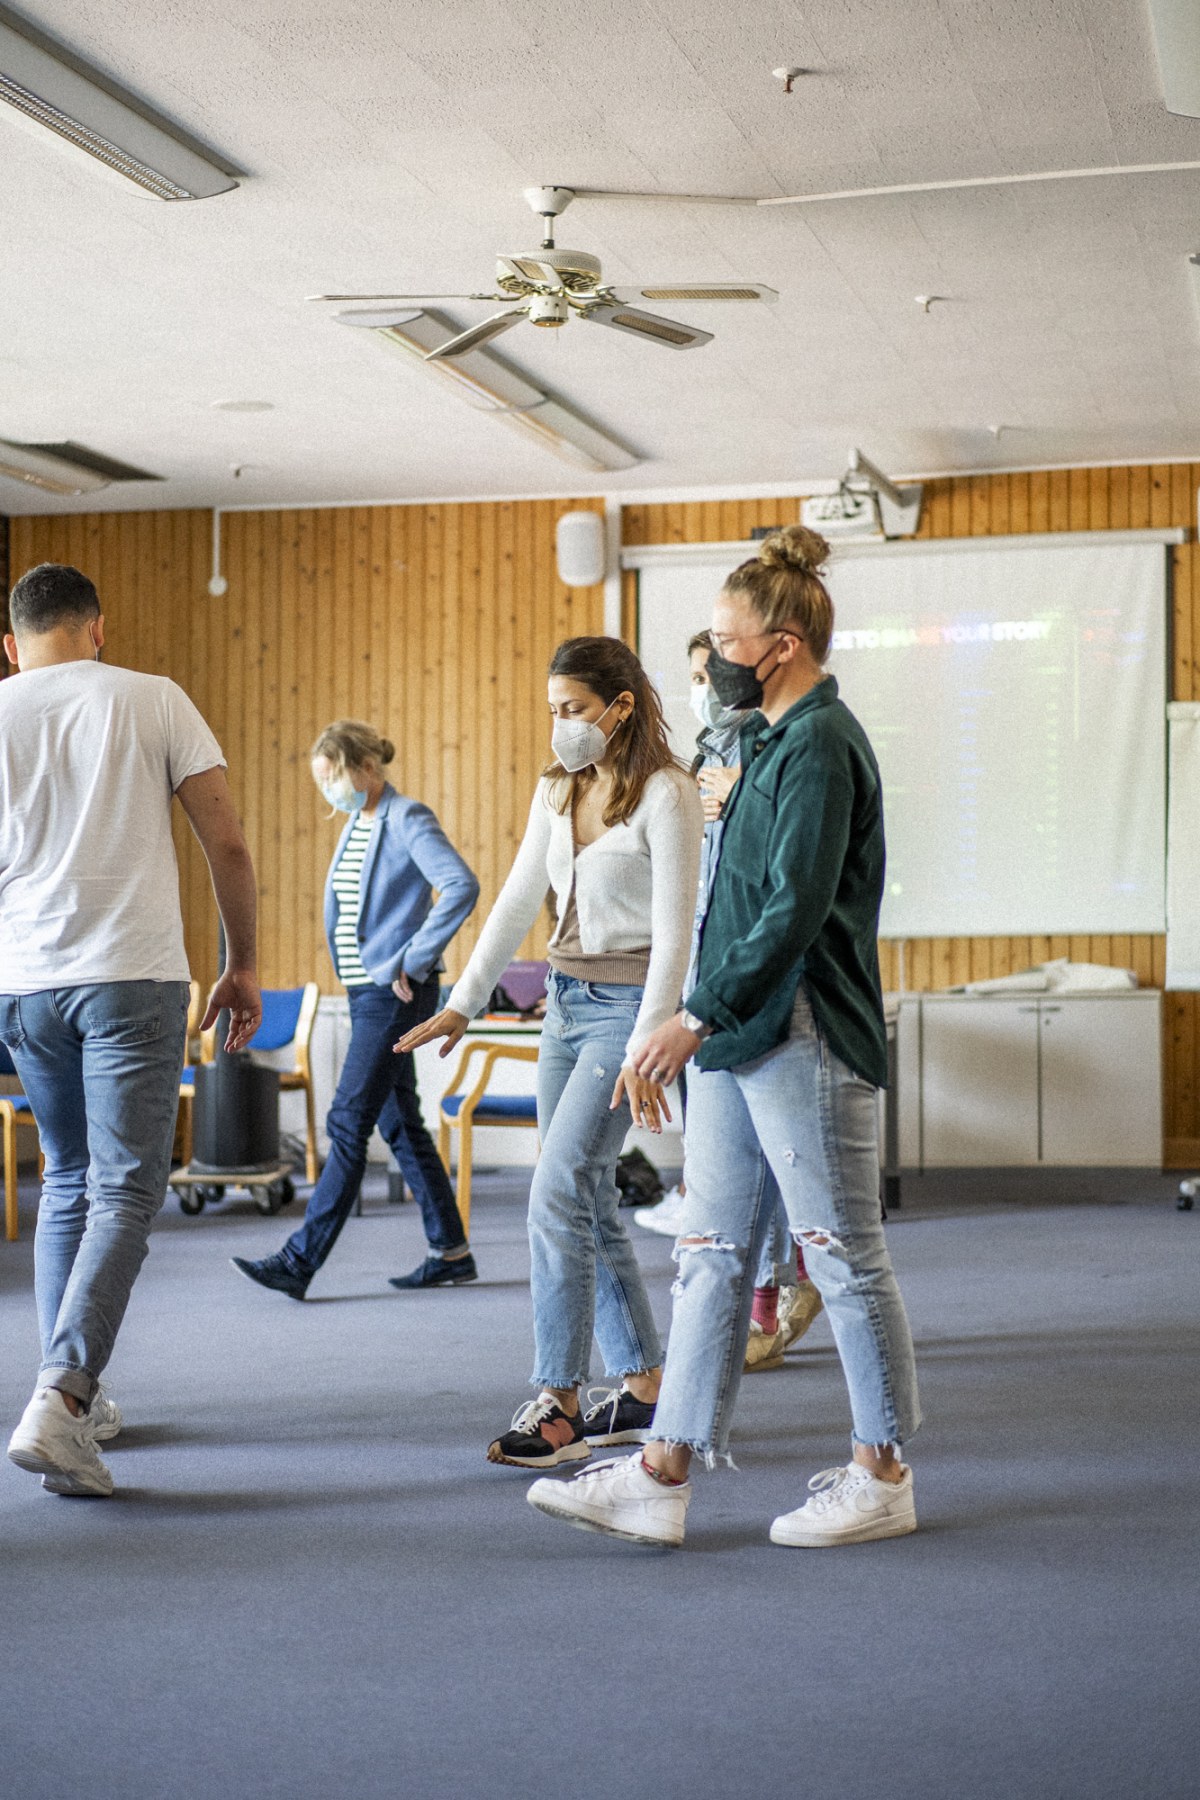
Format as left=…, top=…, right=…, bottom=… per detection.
left=555, top=509, right=606, bottom=587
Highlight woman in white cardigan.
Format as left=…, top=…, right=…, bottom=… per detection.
left=398, top=636, right=702, bottom=1468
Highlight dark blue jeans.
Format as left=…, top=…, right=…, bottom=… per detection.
left=282, top=976, right=466, bottom=1275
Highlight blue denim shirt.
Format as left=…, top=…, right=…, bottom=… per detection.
left=323, top=784, right=480, bottom=987
left=684, top=715, right=758, bottom=995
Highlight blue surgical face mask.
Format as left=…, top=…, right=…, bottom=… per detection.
left=689, top=682, right=741, bottom=734
left=321, top=777, right=367, bottom=813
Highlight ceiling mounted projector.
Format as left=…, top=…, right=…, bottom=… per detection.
left=802, top=451, right=923, bottom=541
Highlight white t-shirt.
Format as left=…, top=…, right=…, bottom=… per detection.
left=0, top=661, right=225, bottom=992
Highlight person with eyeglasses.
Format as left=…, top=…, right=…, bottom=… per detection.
left=525, top=526, right=920, bottom=1550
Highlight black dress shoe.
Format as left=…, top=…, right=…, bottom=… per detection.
left=230, top=1252, right=309, bottom=1301
left=389, top=1251, right=478, bottom=1290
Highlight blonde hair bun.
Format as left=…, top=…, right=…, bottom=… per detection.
left=310, top=718, right=395, bottom=774
left=757, top=523, right=829, bottom=576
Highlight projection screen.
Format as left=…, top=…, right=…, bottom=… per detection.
left=637, top=538, right=1167, bottom=939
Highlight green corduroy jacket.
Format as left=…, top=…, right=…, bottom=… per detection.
left=684, top=674, right=889, bottom=1088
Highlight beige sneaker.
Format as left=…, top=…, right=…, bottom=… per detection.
left=744, top=1319, right=786, bottom=1371
left=8, top=1387, right=114, bottom=1497
left=778, top=1280, right=824, bottom=1352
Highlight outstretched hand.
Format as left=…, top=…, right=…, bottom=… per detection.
left=201, top=970, right=262, bottom=1053
left=394, top=1006, right=469, bottom=1058
left=610, top=1066, right=673, bottom=1134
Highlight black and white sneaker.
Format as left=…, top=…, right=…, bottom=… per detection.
left=580, top=1385, right=657, bottom=1446
left=486, top=1394, right=591, bottom=1469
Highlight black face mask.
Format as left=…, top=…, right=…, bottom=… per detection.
left=706, top=636, right=784, bottom=712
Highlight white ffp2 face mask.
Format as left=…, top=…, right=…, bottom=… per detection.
left=551, top=698, right=620, bottom=773
left=689, top=682, right=740, bottom=733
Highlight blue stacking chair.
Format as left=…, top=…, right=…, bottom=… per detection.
left=437, top=1042, right=540, bottom=1234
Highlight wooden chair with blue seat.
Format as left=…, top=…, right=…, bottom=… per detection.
left=189, top=982, right=322, bottom=1183
left=437, top=1042, right=540, bottom=1235
left=175, top=979, right=205, bottom=1171
left=0, top=1040, right=40, bottom=1242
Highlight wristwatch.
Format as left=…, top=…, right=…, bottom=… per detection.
left=680, top=1009, right=713, bottom=1040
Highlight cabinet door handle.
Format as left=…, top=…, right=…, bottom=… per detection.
left=1041, top=1005, right=1062, bottom=1016
left=1017, top=1004, right=1039, bottom=1013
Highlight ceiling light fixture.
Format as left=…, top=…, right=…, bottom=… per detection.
left=336, top=307, right=638, bottom=472
left=0, top=438, right=112, bottom=495
left=1148, top=0, right=1200, bottom=119
left=0, top=3, right=237, bottom=200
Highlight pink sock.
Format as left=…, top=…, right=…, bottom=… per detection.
left=752, top=1285, right=779, bottom=1334
left=795, top=1248, right=809, bottom=1284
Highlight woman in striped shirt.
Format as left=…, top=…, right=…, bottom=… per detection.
left=232, top=719, right=480, bottom=1301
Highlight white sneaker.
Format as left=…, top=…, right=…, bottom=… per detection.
left=87, top=1385, right=123, bottom=1442
left=8, top=1388, right=114, bottom=1497
left=632, top=1184, right=689, bottom=1237
left=769, top=1462, right=916, bottom=1547
left=528, top=1452, right=690, bottom=1546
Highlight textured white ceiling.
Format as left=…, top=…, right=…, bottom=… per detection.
left=3, top=0, right=1200, bottom=514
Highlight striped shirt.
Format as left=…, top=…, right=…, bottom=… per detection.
left=330, top=814, right=374, bottom=987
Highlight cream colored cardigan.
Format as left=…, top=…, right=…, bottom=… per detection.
left=448, top=766, right=703, bottom=1061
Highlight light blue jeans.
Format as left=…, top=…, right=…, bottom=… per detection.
left=529, top=973, right=663, bottom=1389
left=0, top=982, right=189, bottom=1407
left=653, top=988, right=919, bottom=1462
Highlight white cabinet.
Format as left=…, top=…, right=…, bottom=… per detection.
left=920, top=999, right=1040, bottom=1167
left=897, top=991, right=1161, bottom=1169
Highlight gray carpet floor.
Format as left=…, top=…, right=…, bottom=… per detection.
left=1, top=1164, right=1197, bottom=1800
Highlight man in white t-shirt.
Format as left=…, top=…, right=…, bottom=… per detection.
left=1, top=562, right=261, bottom=1498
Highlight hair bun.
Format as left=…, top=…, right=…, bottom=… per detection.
left=757, top=523, right=829, bottom=575
left=379, top=737, right=396, bottom=765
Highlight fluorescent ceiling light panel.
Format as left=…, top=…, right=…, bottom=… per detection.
left=1149, top=0, right=1200, bottom=118
left=0, top=439, right=111, bottom=495
left=343, top=308, right=638, bottom=472
left=0, top=4, right=237, bottom=199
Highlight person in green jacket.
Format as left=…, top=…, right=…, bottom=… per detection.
left=526, top=524, right=921, bottom=1550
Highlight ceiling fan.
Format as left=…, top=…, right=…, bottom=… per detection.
left=310, top=186, right=777, bottom=358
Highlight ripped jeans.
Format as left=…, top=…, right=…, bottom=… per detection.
left=652, top=989, right=920, bottom=1462
left=528, top=973, right=663, bottom=1389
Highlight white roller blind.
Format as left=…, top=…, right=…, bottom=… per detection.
left=1167, top=702, right=1200, bottom=987
left=638, top=540, right=1167, bottom=939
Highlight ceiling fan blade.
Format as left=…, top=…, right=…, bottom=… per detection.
left=334, top=307, right=429, bottom=329
left=608, top=282, right=778, bottom=304
left=308, top=291, right=500, bottom=303
left=424, top=309, right=528, bottom=361
left=578, top=304, right=713, bottom=350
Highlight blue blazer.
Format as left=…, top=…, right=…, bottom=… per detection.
left=323, top=784, right=480, bottom=987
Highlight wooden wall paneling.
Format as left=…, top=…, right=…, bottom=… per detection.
left=616, top=466, right=1200, bottom=1162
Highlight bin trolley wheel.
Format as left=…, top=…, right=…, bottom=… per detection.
left=197, top=1183, right=226, bottom=1207
left=178, top=1187, right=205, bottom=1216
left=1178, top=1184, right=1195, bottom=1212
left=256, top=1177, right=295, bottom=1216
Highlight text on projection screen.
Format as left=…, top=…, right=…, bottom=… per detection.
left=637, top=541, right=1166, bottom=939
